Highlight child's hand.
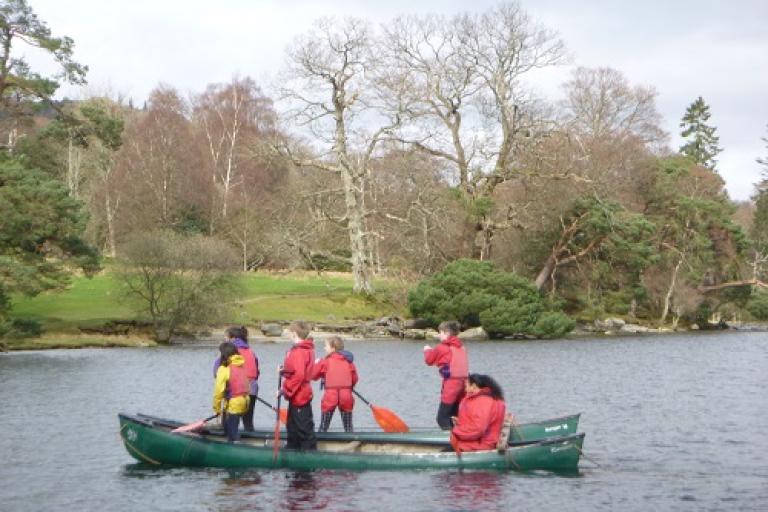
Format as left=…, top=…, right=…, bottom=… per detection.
left=423, top=345, right=431, bottom=351
left=451, top=416, right=458, bottom=426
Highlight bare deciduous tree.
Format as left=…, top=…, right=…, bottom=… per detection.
left=380, top=2, right=566, bottom=260
left=192, top=77, right=276, bottom=233
left=278, top=18, right=399, bottom=293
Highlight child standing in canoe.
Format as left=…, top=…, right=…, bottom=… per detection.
left=279, top=321, right=317, bottom=450
left=423, top=320, right=469, bottom=430
left=213, top=342, right=249, bottom=442
left=213, top=326, right=260, bottom=431
left=311, top=336, right=358, bottom=432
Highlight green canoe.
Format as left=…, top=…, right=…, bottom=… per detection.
left=119, top=413, right=585, bottom=472
left=134, top=412, right=580, bottom=445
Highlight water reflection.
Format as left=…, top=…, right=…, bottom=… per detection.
left=432, top=471, right=505, bottom=511
left=280, top=470, right=359, bottom=511
left=281, top=471, right=324, bottom=510
left=215, top=469, right=265, bottom=511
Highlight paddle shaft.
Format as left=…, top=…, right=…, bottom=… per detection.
left=273, top=372, right=282, bottom=462
left=256, top=396, right=279, bottom=412
left=351, top=389, right=372, bottom=407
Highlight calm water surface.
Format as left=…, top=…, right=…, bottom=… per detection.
left=1, top=332, right=767, bottom=511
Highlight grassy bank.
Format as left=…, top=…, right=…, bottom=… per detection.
left=5, top=270, right=401, bottom=350
left=3, top=334, right=157, bottom=351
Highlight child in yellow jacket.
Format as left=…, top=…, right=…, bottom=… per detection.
left=213, top=342, right=250, bottom=441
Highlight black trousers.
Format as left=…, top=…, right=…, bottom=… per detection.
left=436, top=401, right=459, bottom=430
left=286, top=403, right=317, bottom=450
left=242, top=394, right=257, bottom=431
left=319, top=409, right=353, bottom=432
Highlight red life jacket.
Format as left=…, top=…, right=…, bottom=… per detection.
left=227, top=363, right=249, bottom=397
left=238, top=347, right=259, bottom=381
left=324, top=353, right=354, bottom=389
left=281, top=339, right=315, bottom=406
left=448, top=345, right=468, bottom=379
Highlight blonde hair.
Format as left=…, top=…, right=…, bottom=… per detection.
left=326, top=336, right=344, bottom=351
left=288, top=320, right=312, bottom=340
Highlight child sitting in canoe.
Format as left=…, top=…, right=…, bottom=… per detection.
left=449, top=373, right=506, bottom=452
left=213, top=342, right=250, bottom=442
left=311, top=336, right=358, bottom=432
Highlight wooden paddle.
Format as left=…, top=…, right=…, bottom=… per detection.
left=256, top=396, right=288, bottom=425
left=273, top=371, right=283, bottom=463
left=171, top=413, right=219, bottom=433
left=352, top=389, right=409, bottom=433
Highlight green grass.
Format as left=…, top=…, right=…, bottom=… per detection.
left=9, top=270, right=402, bottom=334
left=9, top=272, right=136, bottom=332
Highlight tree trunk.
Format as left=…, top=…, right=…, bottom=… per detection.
left=660, top=255, right=684, bottom=324
left=342, top=168, right=373, bottom=294
left=105, top=191, right=117, bottom=258
left=535, top=254, right=557, bottom=291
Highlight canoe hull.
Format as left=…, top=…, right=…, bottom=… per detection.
left=133, top=412, right=580, bottom=446
left=119, top=414, right=584, bottom=472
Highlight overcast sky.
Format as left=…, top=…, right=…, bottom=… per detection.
left=23, top=0, right=768, bottom=200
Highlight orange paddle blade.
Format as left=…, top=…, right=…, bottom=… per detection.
left=370, top=405, right=409, bottom=433
left=279, top=408, right=288, bottom=425
left=171, top=420, right=206, bottom=433
left=171, top=413, right=218, bottom=433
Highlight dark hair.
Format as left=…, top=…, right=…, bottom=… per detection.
left=226, top=325, right=248, bottom=342
left=468, top=373, right=504, bottom=400
left=219, top=342, right=238, bottom=366
left=438, top=321, right=461, bottom=336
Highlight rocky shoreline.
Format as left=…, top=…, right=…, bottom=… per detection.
left=170, top=316, right=768, bottom=346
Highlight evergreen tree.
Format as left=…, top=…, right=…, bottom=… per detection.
left=679, top=96, right=722, bottom=171
left=0, top=0, right=87, bottom=151
left=752, top=125, right=768, bottom=250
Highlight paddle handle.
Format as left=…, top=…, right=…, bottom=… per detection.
left=352, top=388, right=372, bottom=407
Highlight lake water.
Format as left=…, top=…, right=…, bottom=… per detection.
left=1, top=332, right=767, bottom=511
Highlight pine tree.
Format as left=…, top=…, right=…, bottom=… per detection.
left=752, top=125, right=768, bottom=250
left=679, top=96, right=722, bottom=171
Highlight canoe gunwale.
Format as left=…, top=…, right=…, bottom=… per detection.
left=131, top=411, right=581, bottom=447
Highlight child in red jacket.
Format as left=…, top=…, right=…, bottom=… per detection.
left=450, top=373, right=506, bottom=452
left=279, top=321, right=317, bottom=450
left=423, top=320, right=469, bottom=430
left=311, top=336, right=358, bottom=432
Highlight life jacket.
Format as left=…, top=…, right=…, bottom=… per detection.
left=447, top=345, right=468, bottom=380
left=324, top=352, right=354, bottom=389
left=227, top=362, right=249, bottom=397
left=238, top=346, right=259, bottom=381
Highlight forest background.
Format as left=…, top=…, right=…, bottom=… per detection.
left=2, top=0, right=768, bottom=347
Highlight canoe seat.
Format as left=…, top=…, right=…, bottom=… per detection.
left=318, top=440, right=362, bottom=453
